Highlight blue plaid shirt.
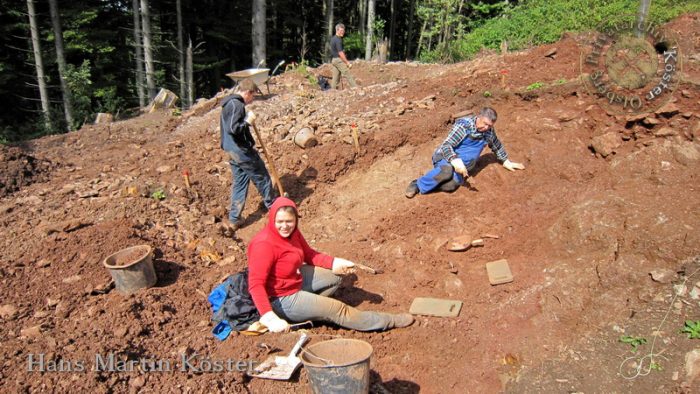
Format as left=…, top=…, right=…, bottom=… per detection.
left=436, top=116, right=508, bottom=164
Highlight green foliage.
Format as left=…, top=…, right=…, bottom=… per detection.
left=420, top=0, right=700, bottom=63
left=525, top=81, right=544, bottom=91
left=307, top=74, right=318, bottom=85
left=416, top=0, right=467, bottom=62
left=343, top=32, right=364, bottom=59
left=464, top=1, right=510, bottom=31
left=94, top=86, right=124, bottom=115
left=294, top=61, right=317, bottom=85
left=681, top=320, right=700, bottom=339
left=483, top=90, right=492, bottom=97
left=650, top=362, right=663, bottom=371
left=64, top=60, right=93, bottom=128
left=151, top=189, right=166, bottom=201
left=619, top=335, right=647, bottom=352
left=556, top=78, right=567, bottom=85
left=62, top=10, right=100, bottom=54
left=373, top=18, right=386, bottom=43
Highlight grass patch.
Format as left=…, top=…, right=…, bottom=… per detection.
left=525, top=81, right=544, bottom=91
left=619, top=335, right=647, bottom=352
left=681, top=320, right=700, bottom=339
left=420, top=0, right=700, bottom=63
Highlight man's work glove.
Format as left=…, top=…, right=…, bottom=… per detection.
left=502, top=159, right=525, bottom=172
left=260, top=311, right=290, bottom=333
left=244, top=111, right=257, bottom=126
left=450, top=158, right=469, bottom=178
left=332, top=258, right=355, bottom=275
left=347, top=62, right=353, bottom=69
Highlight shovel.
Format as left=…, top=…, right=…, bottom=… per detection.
left=249, top=333, right=309, bottom=380
left=241, top=320, right=313, bottom=336
left=448, top=237, right=484, bottom=252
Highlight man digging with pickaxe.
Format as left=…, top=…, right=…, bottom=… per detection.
left=405, top=107, right=525, bottom=198
left=219, top=79, right=279, bottom=233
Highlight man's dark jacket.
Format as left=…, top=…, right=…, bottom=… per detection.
left=220, top=94, right=256, bottom=160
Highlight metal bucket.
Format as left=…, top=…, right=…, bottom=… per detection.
left=294, top=127, right=318, bottom=149
left=300, top=339, right=372, bottom=394
left=103, top=245, right=157, bottom=294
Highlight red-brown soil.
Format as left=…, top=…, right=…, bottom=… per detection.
left=0, top=145, right=54, bottom=198
left=1, top=14, right=700, bottom=393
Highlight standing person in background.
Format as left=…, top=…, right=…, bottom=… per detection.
left=219, top=79, right=278, bottom=233
left=329, top=23, right=357, bottom=90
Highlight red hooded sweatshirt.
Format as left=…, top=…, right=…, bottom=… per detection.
left=247, top=197, right=334, bottom=315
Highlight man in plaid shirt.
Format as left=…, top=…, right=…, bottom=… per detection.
left=405, top=107, right=525, bottom=198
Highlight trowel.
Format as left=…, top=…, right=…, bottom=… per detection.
left=355, top=262, right=383, bottom=275
left=448, top=236, right=484, bottom=252
left=249, top=333, right=309, bottom=380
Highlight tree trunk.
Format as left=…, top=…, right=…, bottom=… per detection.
left=636, top=0, right=651, bottom=37
left=456, top=0, right=465, bottom=36
left=439, top=10, right=447, bottom=47
left=359, top=0, right=366, bottom=37
left=416, top=18, right=428, bottom=58
left=252, top=0, right=266, bottom=67
left=132, top=0, right=146, bottom=108
left=323, top=0, right=333, bottom=63
left=405, top=0, right=415, bottom=59
left=300, top=22, right=308, bottom=62
left=389, top=0, right=398, bottom=60
left=186, top=38, right=193, bottom=107
left=26, top=0, right=51, bottom=130
left=176, top=0, right=187, bottom=108
left=442, top=0, right=464, bottom=48
left=140, top=0, right=156, bottom=101
left=48, top=0, right=73, bottom=131
left=365, top=0, right=375, bottom=60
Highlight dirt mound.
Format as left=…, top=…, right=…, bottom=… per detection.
left=0, top=145, right=53, bottom=198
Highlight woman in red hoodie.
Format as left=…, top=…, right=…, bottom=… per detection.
left=248, top=197, right=414, bottom=332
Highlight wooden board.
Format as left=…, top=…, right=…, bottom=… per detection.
left=409, top=297, right=463, bottom=317
left=486, top=259, right=513, bottom=285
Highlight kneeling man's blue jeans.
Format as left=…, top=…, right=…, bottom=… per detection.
left=416, top=158, right=476, bottom=194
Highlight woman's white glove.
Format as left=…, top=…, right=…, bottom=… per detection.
left=450, top=158, right=468, bottom=177
left=332, top=258, right=355, bottom=275
left=503, top=159, right=525, bottom=171
left=259, top=311, right=290, bottom=333
left=244, top=111, right=257, bottom=126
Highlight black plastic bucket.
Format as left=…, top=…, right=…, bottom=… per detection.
left=300, top=338, right=372, bottom=394
left=103, top=245, right=157, bottom=294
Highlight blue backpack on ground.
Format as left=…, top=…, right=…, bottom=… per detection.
left=318, top=76, right=331, bottom=91
left=208, top=269, right=260, bottom=340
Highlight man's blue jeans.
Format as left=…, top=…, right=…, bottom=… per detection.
left=416, top=157, right=476, bottom=194
left=270, top=265, right=396, bottom=331
left=228, top=150, right=276, bottom=222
